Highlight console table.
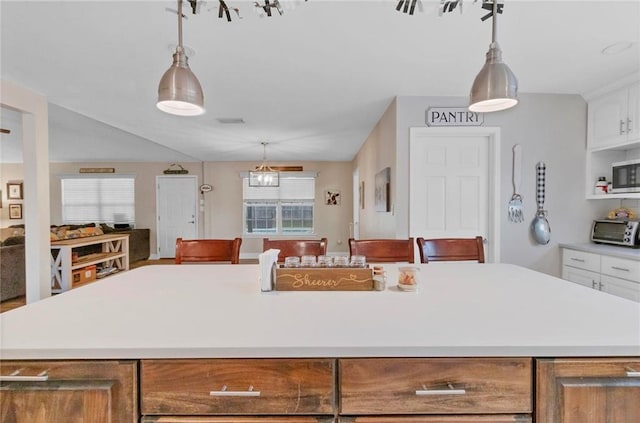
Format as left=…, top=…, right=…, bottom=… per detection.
left=50, top=233, right=129, bottom=293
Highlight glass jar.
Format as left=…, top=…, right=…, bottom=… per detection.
left=317, top=255, right=333, bottom=267
left=398, top=266, right=419, bottom=290
left=350, top=255, right=366, bottom=268
left=301, top=255, right=316, bottom=267
left=333, top=256, right=349, bottom=268
left=284, top=256, right=300, bottom=268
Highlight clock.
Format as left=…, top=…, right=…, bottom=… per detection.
left=200, top=184, right=213, bottom=193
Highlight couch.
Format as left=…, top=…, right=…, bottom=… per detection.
left=0, top=239, right=26, bottom=302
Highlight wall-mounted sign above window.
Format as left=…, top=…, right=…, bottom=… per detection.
left=426, top=107, right=484, bottom=127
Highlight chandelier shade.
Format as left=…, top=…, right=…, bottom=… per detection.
left=249, top=142, right=280, bottom=187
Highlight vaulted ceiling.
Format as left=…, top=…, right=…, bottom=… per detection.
left=1, top=1, right=639, bottom=163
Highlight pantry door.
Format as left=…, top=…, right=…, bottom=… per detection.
left=409, top=127, right=500, bottom=262
left=156, top=175, right=198, bottom=258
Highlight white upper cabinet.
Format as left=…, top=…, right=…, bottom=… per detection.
left=628, top=82, right=640, bottom=141
left=588, top=81, right=640, bottom=150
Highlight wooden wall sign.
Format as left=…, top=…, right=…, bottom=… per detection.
left=163, top=164, right=189, bottom=174
left=79, top=168, right=115, bottom=173
left=275, top=268, right=374, bottom=291
left=426, top=107, right=484, bottom=126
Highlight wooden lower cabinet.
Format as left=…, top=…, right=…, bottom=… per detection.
left=339, top=417, right=531, bottom=423
left=0, top=360, right=138, bottom=423
left=536, top=357, right=640, bottom=423
left=141, top=359, right=336, bottom=416
left=339, top=358, right=532, bottom=415
left=142, top=418, right=334, bottom=422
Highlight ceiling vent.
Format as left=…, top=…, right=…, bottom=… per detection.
left=216, top=118, right=245, bottom=124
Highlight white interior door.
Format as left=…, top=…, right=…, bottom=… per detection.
left=156, top=175, right=198, bottom=258
left=409, top=127, right=500, bottom=262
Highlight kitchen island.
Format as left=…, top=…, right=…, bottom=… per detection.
left=1, top=263, right=639, bottom=422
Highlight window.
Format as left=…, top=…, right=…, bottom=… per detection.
left=60, top=174, right=135, bottom=225
left=243, top=176, right=315, bottom=235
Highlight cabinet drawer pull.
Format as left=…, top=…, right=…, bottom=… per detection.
left=0, top=370, right=49, bottom=382
left=628, top=118, right=633, bottom=134
left=620, top=119, right=626, bottom=134
left=415, top=383, right=466, bottom=396
left=626, top=368, right=640, bottom=377
left=210, top=384, right=261, bottom=397
left=570, top=258, right=585, bottom=263
left=611, top=266, right=630, bottom=272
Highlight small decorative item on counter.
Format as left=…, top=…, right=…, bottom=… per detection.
left=607, top=207, right=636, bottom=220
left=397, top=266, right=419, bottom=291
left=373, top=265, right=386, bottom=291
left=284, top=256, right=300, bottom=268
left=594, top=176, right=608, bottom=195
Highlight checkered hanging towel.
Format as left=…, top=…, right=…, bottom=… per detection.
left=536, top=162, right=546, bottom=211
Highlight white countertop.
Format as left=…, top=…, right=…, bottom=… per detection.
left=560, top=242, right=640, bottom=260
left=1, top=263, right=639, bottom=359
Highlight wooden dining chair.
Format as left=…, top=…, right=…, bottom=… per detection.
left=416, top=236, right=485, bottom=263
left=348, top=238, right=414, bottom=263
left=263, top=238, right=328, bottom=262
left=175, top=238, right=242, bottom=264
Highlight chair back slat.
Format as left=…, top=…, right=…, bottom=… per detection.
left=416, top=236, right=485, bottom=263
left=263, top=238, right=328, bottom=262
left=348, top=238, right=414, bottom=263
left=175, top=238, right=242, bottom=264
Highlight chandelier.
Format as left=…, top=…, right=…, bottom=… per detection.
left=249, top=142, right=279, bottom=187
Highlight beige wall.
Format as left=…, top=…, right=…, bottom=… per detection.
left=203, top=161, right=353, bottom=256
left=48, top=162, right=204, bottom=255
left=352, top=98, right=397, bottom=239
left=4, top=160, right=352, bottom=257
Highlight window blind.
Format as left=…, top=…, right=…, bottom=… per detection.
left=61, top=175, right=135, bottom=225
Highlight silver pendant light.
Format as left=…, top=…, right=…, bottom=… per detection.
left=469, top=0, right=518, bottom=113
left=157, top=0, right=205, bottom=116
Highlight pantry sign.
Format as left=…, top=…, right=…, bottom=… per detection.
left=426, top=107, right=484, bottom=127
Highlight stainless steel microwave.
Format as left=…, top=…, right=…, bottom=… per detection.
left=611, top=159, right=640, bottom=193
left=591, top=219, right=640, bottom=247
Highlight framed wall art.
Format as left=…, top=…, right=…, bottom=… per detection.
left=9, top=203, right=22, bottom=220
left=7, top=181, right=23, bottom=199
left=374, top=167, right=391, bottom=212
left=325, top=189, right=341, bottom=205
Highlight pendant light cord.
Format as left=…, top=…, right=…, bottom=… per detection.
left=177, top=0, right=184, bottom=50
left=491, top=0, right=497, bottom=44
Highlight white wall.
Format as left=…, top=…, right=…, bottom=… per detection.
left=356, top=94, right=616, bottom=277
